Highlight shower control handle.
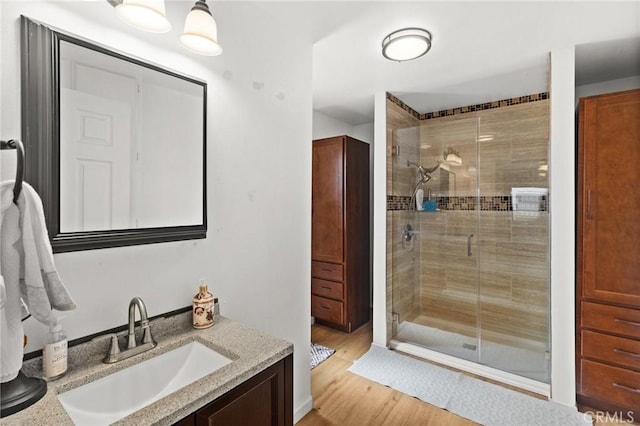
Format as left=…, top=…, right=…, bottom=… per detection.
left=467, top=234, right=474, bottom=257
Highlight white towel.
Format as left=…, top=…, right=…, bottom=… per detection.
left=17, top=182, right=76, bottom=319
left=1, top=203, right=25, bottom=382
left=1, top=181, right=76, bottom=382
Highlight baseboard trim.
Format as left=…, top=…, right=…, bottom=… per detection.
left=294, top=396, right=314, bottom=424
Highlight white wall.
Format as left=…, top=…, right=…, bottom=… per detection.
left=0, top=1, right=312, bottom=420
left=352, top=122, right=375, bottom=145
left=312, top=110, right=373, bottom=144
left=312, top=110, right=353, bottom=140
left=549, top=47, right=576, bottom=407
left=576, top=75, right=640, bottom=101
left=372, top=91, right=387, bottom=347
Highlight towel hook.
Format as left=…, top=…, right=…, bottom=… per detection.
left=0, top=139, right=25, bottom=205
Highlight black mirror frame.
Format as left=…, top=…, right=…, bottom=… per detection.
left=20, top=16, right=207, bottom=253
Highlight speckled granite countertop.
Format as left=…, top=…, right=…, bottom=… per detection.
left=1, top=313, right=293, bottom=425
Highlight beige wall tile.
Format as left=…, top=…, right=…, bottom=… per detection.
left=388, top=97, right=550, bottom=346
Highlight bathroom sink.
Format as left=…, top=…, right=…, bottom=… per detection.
left=57, top=341, right=232, bottom=425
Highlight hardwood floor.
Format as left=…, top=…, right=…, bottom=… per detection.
left=298, top=320, right=635, bottom=426
left=298, top=321, right=475, bottom=425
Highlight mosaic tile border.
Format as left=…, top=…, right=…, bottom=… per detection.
left=387, top=93, right=421, bottom=120
left=387, top=92, right=549, bottom=120
left=387, top=195, right=548, bottom=212
left=387, top=195, right=414, bottom=211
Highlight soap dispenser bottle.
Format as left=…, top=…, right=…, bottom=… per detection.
left=43, top=317, right=68, bottom=380
left=193, top=280, right=214, bottom=329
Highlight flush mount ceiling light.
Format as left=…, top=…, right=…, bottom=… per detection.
left=180, top=0, right=222, bottom=56
left=115, top=0, right=171, bottom=33
left=382, top=28, right=432, bottom=62
left=110, top=0, right=222, bottom=56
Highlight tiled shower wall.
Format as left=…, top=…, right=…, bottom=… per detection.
left=387, top=94, right=550, bottom=348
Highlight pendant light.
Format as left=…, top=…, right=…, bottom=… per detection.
left=180, top=0, right=223, bottom=56
left=115, top=0, right=172, bottom=33
left=382, top=28, right=432, bottom=62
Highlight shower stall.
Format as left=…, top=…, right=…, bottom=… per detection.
left=387, top=95, right=551, bottom=391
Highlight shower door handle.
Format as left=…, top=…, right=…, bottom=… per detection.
left=467, top=234, right=474, bottom=257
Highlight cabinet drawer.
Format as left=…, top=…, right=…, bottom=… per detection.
left=582, top=330, right=640, bottom=371
left=311, top=261, right=343, bottom=282
left=582, top=301, right=640, bottom=339
left=312, top=295, right=344, bottom=325
left=312, top=279, right=344, bottom=301
left=581, top=359, right=640, bottom=410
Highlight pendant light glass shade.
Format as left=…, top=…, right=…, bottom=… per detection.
left=180, top=1, right=222, bottom=56
left=382, top=28, right=432, bottom=62
left=115, top=0, right=171, bottom=33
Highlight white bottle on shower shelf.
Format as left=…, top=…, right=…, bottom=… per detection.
left=415, top=189, right=424, bottom=211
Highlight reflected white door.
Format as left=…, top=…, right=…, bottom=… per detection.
left=60, top=88, right=132, bottom=232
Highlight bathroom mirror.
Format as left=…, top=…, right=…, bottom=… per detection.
left=21, top=16, right=207, bottom=252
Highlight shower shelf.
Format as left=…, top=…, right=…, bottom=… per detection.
left=416, top=209, right=441, bottom=213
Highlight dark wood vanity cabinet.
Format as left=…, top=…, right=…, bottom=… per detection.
left=312, top=136, right=370, bottom=333
left=576, top=89, right=640, bottom=413
left=174, top=354, right=293, bottom=426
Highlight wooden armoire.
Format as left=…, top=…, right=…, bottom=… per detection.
left=311, top=135, right=370, bottom=333
left=576, top=89, right=640, bottom=413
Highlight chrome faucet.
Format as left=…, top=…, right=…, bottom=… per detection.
left=104, top=297, right=157, bottom=364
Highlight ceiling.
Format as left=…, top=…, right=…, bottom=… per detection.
left=298, top=1, right=640, bottom=125
left=53, top=1, right=640, bottom=126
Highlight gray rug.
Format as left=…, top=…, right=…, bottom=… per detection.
left=311, top=343, right=335, bottom=369
left=348, top=345, right=591, bottom=426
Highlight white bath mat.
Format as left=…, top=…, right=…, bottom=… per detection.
left=348, top=345, right=591, bottom=426
left=311, top=343, right=335, bottom=369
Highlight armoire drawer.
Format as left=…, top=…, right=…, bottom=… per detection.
left=311, top=261, right=343, bottom=282
left=581, top=359, right=640, bottom=409
left=312, top=295, right=344, bottom=325
left=311, top=278, right=344, bottom=301
left=582, top=301, right=640, bottom=339
left=582, top=330, right=640, bottom=371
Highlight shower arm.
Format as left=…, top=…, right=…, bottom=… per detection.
left=407, top=161, right=442, bottom=208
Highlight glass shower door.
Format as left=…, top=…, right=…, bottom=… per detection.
left=391, top=117, right=481, bottom=364
left=476, top=106, right=551, bottom=383
left=389, top=98, right=551, bottom=385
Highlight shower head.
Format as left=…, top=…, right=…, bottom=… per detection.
left=406, top=160, right=441, bottom=181
left=407, top=160, right=441, bottom=200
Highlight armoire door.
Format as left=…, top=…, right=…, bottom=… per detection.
left=312, top=138, right=344, bottom=264
left=579, top=89, right=640, bottom=307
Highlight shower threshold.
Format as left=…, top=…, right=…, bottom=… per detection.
left=388, top=340, right=551, bottom=397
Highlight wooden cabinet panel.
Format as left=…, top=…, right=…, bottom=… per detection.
left=312, top=278, right=344, bottom=301
left=311, top=261, right=343, bottom=282
left=582, top=330, right=640, bottom=371
left=582, top=301, right=640, bottom=339
left=579, top=89, right=640, bottom=308
left=577, top=89, right=640, bottom=414
left=312, top=295, right=344, bottom=324
left=312, top=138, right=344, bottom=264
left=173, top=415, right=195, bottom=426
left=311, top=136, right=370, bottom=333
left=193, top=355, right=293, bottom=426
left=581, top=359, right=640, bottom=410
